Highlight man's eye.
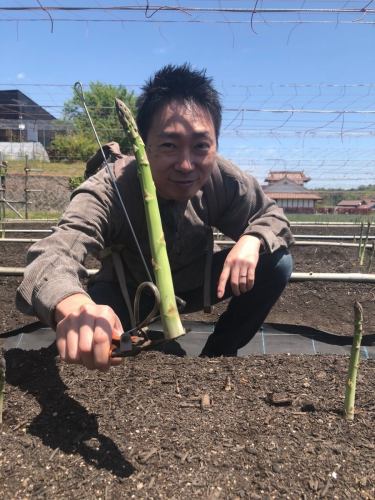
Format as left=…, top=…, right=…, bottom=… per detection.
left=196, top=142, right=210, bottom=151
left=160, top=142, right=176, bottom=149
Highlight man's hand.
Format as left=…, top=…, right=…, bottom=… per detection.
left=217, top=235, right=262, bottom=299
left=55, top=293, right=123, bottom=371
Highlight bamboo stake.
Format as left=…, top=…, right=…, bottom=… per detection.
left=0, top=352, right=5, bottom=425
left=115, top=98, right=185, bottom=341
left=344, top=301, right=363, bottom=421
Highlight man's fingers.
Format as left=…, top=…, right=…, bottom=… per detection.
left=56, top=320, right=67, bottom=361
left=65, top=326, right=82, bottom=364
left=78, top=314, right=96, bottom=370
left=239, top=267, right=254, bottom=293
left=56, top=304, right=123, bottom=371
left=230, top=265, right=242, bottom=297
left=113, top=314, right=124, bottom=335
left=109, top=314, right=125, bottom=365
left=238, top=268, right=249, bottom=294
left=57, top=315, right=81, bottom=364
left=217, top=264, right=231, bottom=298
left=243, top=267, right=256, bottom=293
left=92, top=308, right=115, bottom=371
left=217, top=235, right=261, bottom=299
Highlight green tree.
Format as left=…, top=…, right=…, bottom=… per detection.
left=48, top=132, right=97, bottom=162
left=63, top=81, right=137, bottom=155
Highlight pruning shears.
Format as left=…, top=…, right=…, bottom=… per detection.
left=109, top=281, right=187, bottom=357
left=110, top=327, right=166, bottom=357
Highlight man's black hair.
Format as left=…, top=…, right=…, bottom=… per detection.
left=136, top=63, right=222, bottom=143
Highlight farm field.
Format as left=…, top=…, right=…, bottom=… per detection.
left=0, top=221, right=374, bottom=498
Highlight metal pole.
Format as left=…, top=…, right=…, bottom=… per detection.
left=1, top=235, right=374, bottom=250
left=214, top=239, right=374, bottom=249
left=0, top=238, right=40, bottom=243
left=0, top=189, right=4, bottom=237
left=213, top=231, right=375, bottom=241
left=367, top=242, right=375, bottom=273
left=24, top=155, right=29, bottom=220
left=4, top=201, right=23, bottom=218
left=292, top=234, right=375, bottom=240
left=291, top=222, right=372, bottom=227
left=0, top=219, right=56, bottom=224
left=358, top=221, right=364, bottom=258
left=0, top=160, right=5, bottom=236
left=0, top=229, right=52, bottom=234
left=1, top=267, right=375, bottom=282
left=360, top=221, right=372, bottom=266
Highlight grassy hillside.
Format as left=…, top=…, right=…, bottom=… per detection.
left=5, top=159, right=85, bottom=177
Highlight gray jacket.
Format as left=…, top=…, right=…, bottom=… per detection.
left=16, top=155, right=294, bottom=327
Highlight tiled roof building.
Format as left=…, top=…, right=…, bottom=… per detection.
left=336, top=199, right=375, bottom=213
left=263, top=173, right=321, bottom=214
left=265, top=170, right=311, bottom=186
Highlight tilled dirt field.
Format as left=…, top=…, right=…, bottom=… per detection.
left=1, top=348, right=374, bottom=499
left=0, top=222, right=374, bottom=498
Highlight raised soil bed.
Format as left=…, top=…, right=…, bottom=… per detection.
left=0, top=223, right=374, bottom=497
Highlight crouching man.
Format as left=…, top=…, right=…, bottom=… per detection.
left=17, top=64, right=294, bottom=370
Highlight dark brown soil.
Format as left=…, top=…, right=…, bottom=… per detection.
left=0, top=223, right=375, bottom=498
left=1, top=348, right=374, bottom=499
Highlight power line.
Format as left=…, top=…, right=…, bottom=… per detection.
left=3, top=103, right=375, bottom=114
left=1, top=18, right=375, bottom=25
left=225, top=107, right=375, bottom=114
left=1, top=2, right=375, bottom=27
left=1, top=6, right=374, bottom=14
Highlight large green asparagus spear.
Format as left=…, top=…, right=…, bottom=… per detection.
left=115, top=98, right=185, bottom=341
left=344, top=301, right=363, bottom=421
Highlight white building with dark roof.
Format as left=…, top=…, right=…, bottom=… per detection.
left=0, top=90, right=71, bottom=160
left=263, top=172, right=322, bottom=214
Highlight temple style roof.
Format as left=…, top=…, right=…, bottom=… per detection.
left=265, top=171, right=311, bottom=185
left=263, top=178, right=322, bottom=200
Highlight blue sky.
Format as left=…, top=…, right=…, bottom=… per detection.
left=1, top=1, right=375, bottom=188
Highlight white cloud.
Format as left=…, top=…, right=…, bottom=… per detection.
left=16, top=72, right=25, bottom=80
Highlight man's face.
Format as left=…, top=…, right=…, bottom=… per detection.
left=145, top=100, right=217, bottom=202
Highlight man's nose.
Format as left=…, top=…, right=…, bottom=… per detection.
left=175, top=151, right=194, bottom=172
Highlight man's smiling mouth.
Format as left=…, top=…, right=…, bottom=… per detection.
left=170, top=179, right=198, bottom=184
